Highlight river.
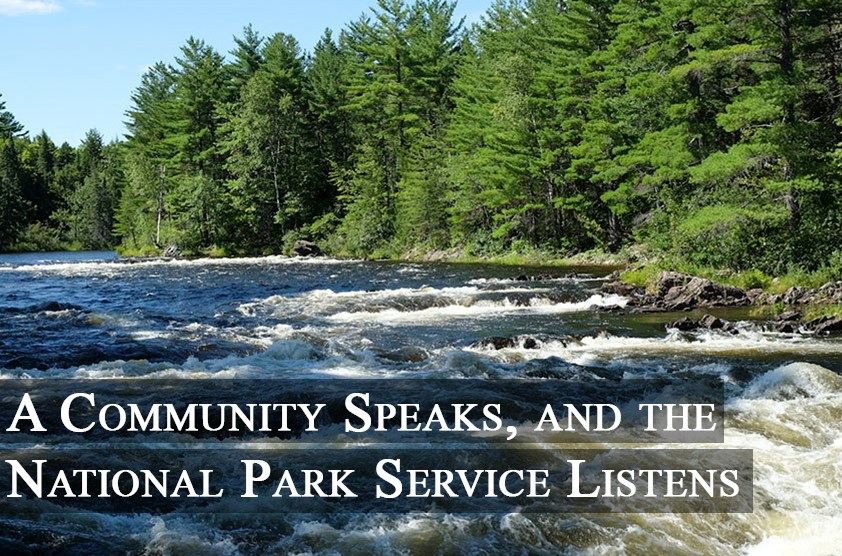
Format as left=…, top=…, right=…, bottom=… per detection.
left=0, top=251, right=840, bottom=554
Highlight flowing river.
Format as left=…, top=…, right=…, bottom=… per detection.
left=0, top=251, right=840, bottom=554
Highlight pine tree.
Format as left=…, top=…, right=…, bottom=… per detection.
left=306, top=28, right=353, bottom=226
left=222, top=33, right=310, bottom=247
left=69, top=130, right=121, bottom=249
left=121, top=62, right=178, bottom=248
left=168, top=38, right=230, bottom=247
left=229, top=24, right=265, bottom=93
left=0, top=138, right=29, bottom=249
left=0, top=93, right=24, bottom=139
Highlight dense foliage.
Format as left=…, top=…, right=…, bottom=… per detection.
left=1, top=0, right=840, bottom=275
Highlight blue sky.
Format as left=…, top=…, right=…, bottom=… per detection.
left=0, top=0, right=491, bottom=146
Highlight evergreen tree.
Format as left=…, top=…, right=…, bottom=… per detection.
left=0, top=138, right=27, bottom=248
left=0, top=93, right=24, bottom=139
left=222, top=33, right=310, bottom=247
left=169, top=38, right=229, bottom=247
left=306, top=28, right=353, bottom=226
left=229, top=24, right=265, bottom=93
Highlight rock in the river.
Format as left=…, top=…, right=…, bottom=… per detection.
left=656, top=272, right=748, bottom=311
left=514, top=274, right=556, bottom=282
left=292, top=240, right=322, bottom=257
left=775, top=311, right=802, bottom=322
left=804, top=316, right=842, bottom=335
left=601, top=281, right=644, bottom=297
left=610, top=272, right=748, bottom=312
left=377, top=346, right=431, bottom=363
left=666, top=313, right=738, bottom=334
left=666, top=317, right=699, bottom=331
left=472, top=335, right=550, bottom=350
left=655, top=271, right=691, bottom=296
left=699, top=314, right=727, bottom=330
left=776, top=322, right=797, bottom=333
left=474, top=337, right=517, bottom=350
left=522, top=337, right=539, bottom=349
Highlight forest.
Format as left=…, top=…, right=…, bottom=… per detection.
left=1, top=0, right=840, bottom=277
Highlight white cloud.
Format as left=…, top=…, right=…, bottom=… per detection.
left=0, top=0, right=62, bottom=16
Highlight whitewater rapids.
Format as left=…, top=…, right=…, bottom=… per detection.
left=1, top=251, right=841, bottom=554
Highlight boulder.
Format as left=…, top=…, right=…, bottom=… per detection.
left=292, top=240, right=322, bottom=257
left=699, top=314, right=726, bottom=330
left=666, top=314, right=738, bottom=334
left=775, top=311, right=802, bottom=322
left=654, top=271, right=692, bottom=296
left=523, top=337, right=539, bottom=350
left=474, top=337, right=517, bottom=350
left=659, top=276, right=747, bottom=311
left=815, top=282, right=842, bottom=304
left=377, top=346, right=430, bottom=363
left=776, top=322, right=797, bottom=333
left=601, top=281, right=644, bottom=297
left=472, top=335, right=549, bottom=350
left=666, top=317, right=699, bottom=331
left=804, top=316, right=842, bottom=335
left=782, top=287, right=810, bottom=305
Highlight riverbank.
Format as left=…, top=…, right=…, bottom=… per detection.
left=602, top=270, right=842, bottom=334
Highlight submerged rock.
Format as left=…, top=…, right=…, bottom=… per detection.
left=377, top=346, right=431, bottom=363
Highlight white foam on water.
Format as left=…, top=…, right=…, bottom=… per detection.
left=237, top=284, right=554, bottom=318
left=723, top=363, right=842, bottom=553
left=472, top=328, right=842, bottom=368
left=745, top=515, right=842, bottom=556
left=0, top=255, right=356, bottom=277
left=326, top=294, right=628, bottom=324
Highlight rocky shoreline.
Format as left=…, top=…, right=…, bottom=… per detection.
left=601, top=271, right=842, bottom=335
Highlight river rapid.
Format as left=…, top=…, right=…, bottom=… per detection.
left=0, top=251, right=840, bottom=555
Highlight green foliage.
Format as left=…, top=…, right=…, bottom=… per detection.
left=10, top=222, right=64, bottom=252
left=4, top=0, right=841, bottom=280
left=0, top=138, right=28, bottom=249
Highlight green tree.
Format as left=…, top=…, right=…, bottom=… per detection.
left=0, top=138, right=27, bottom=248
left=0, top=93, right=24, bottom=139
left=168, top=38, right=230, bottom=247
left=222, top=33, right=311, bottom=247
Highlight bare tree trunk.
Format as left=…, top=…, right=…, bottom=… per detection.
left=156, top=165, right=165, bottom=247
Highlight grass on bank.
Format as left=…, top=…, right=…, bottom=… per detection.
left=621, top=260, right=842, bottom=295
left=801, top=304, right=842, bottom=321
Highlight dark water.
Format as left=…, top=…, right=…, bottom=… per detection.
left=0, top=251, right=840, bottom=554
